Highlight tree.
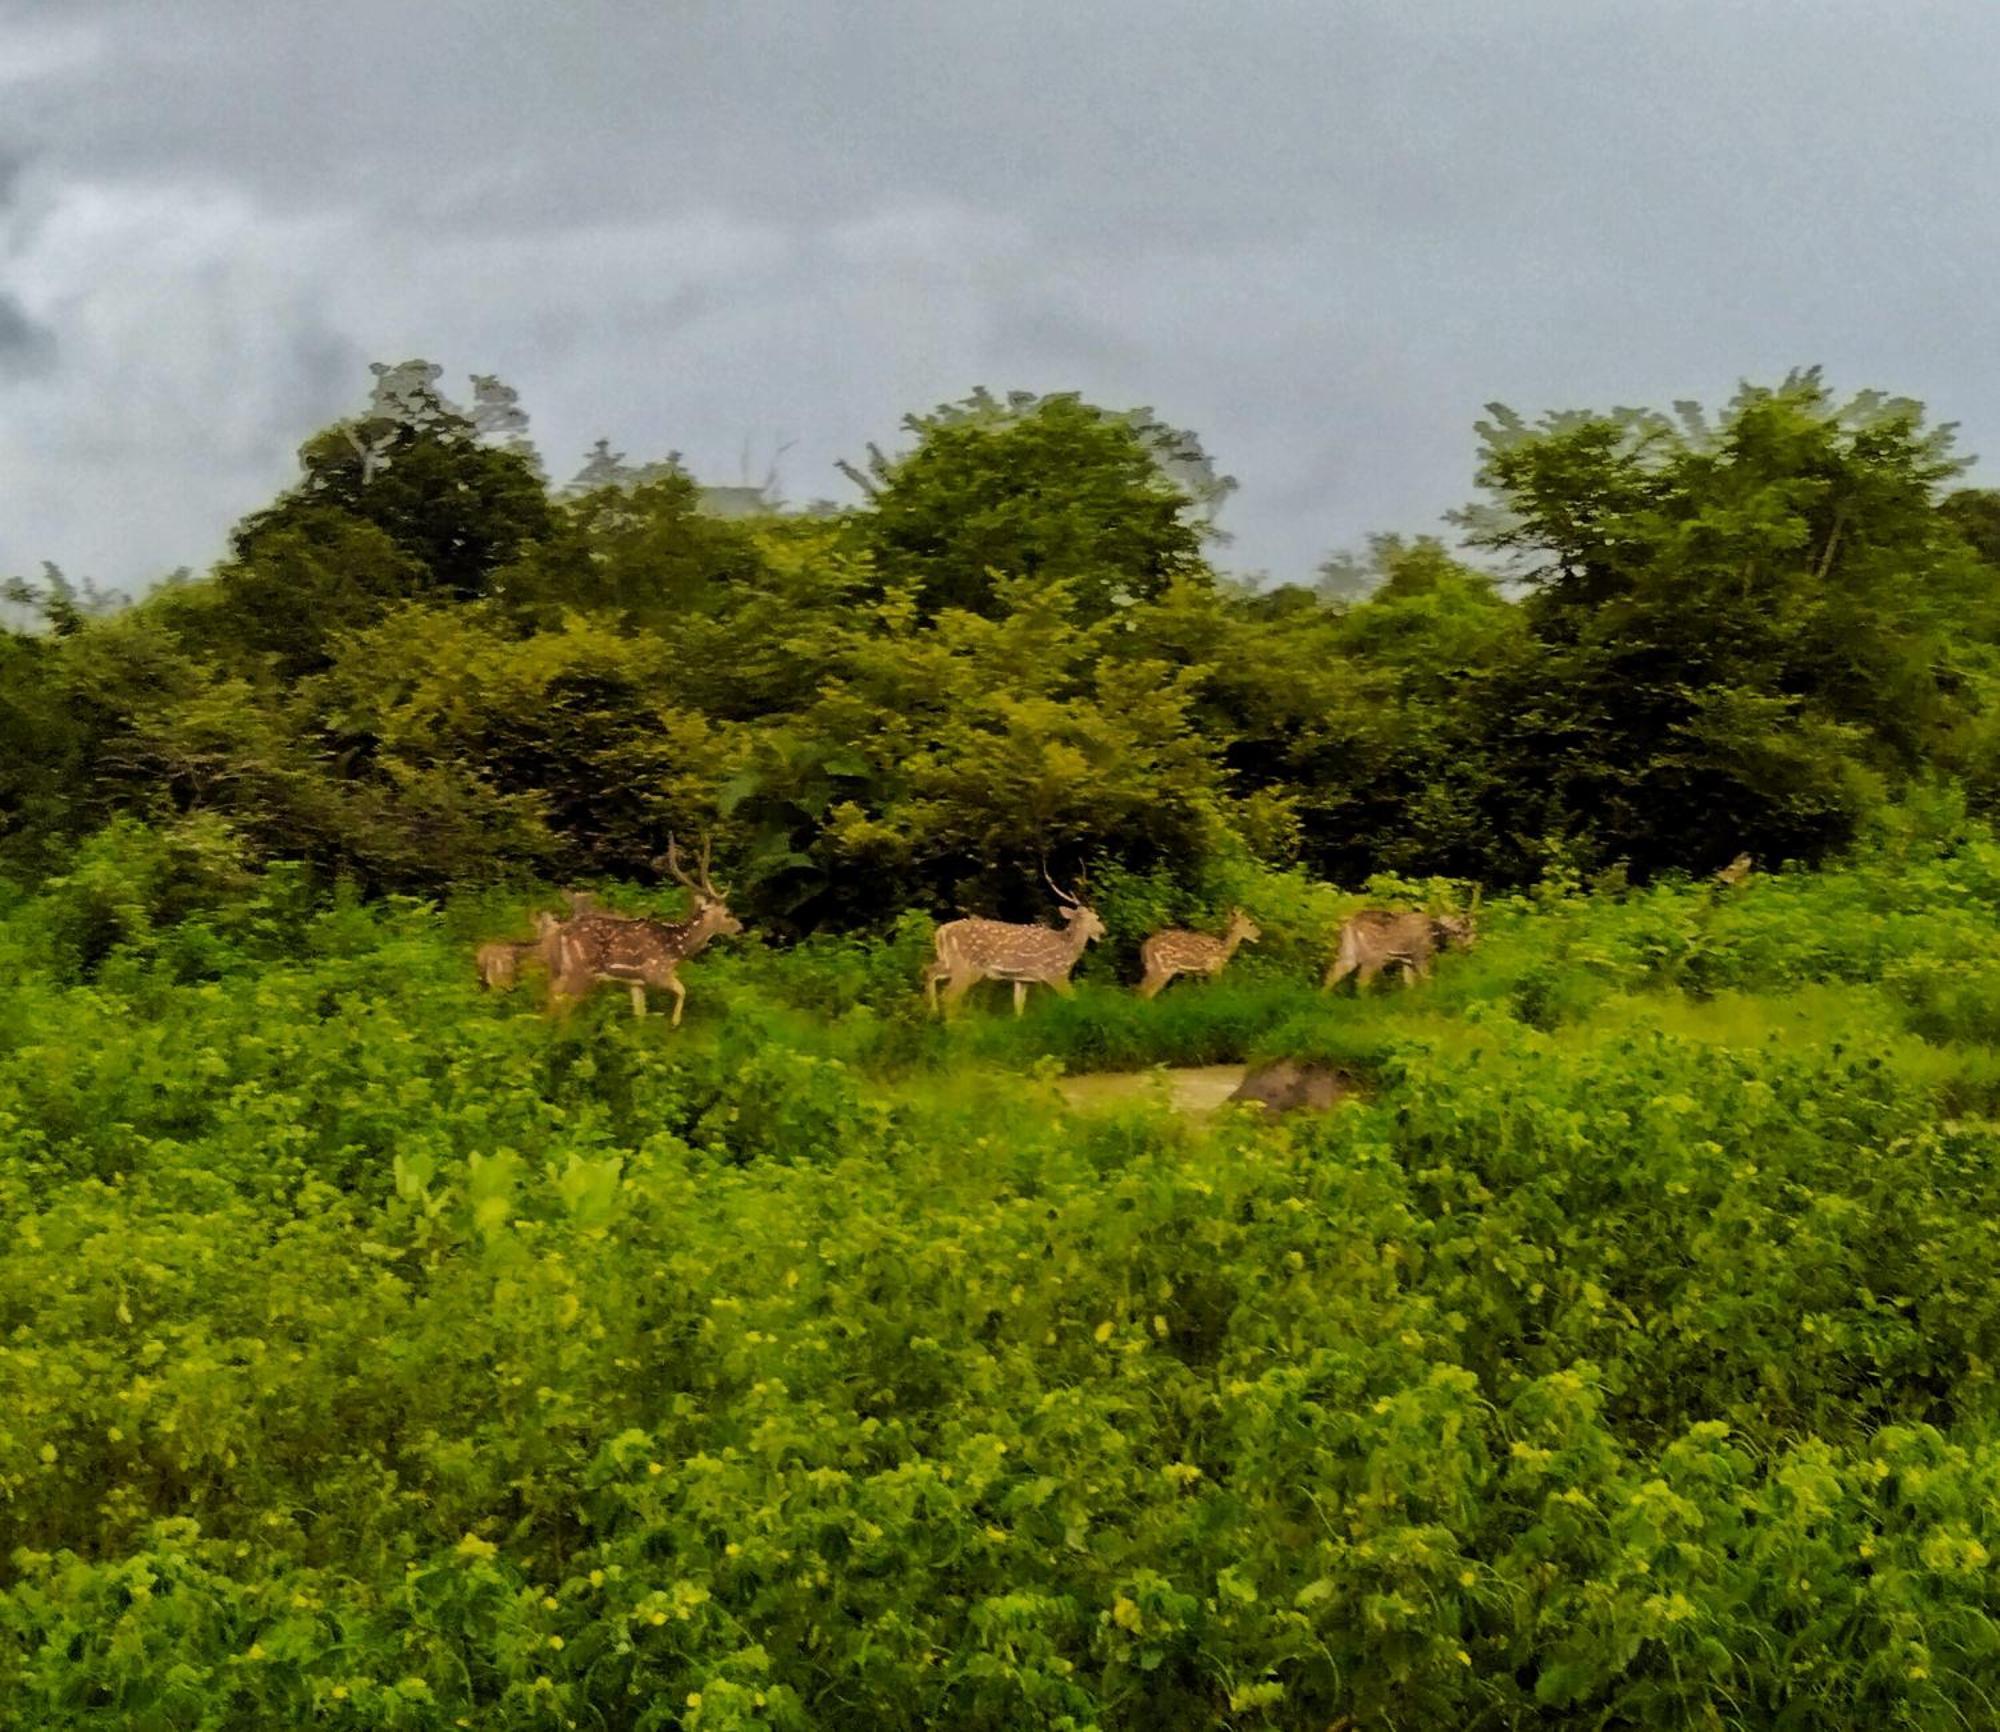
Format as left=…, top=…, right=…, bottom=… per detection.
left=844, top=391, right=1221, bottom=619
left=493, top=467, right=768, bottom=634
left=194, top=509, right=427, bottom=677
left=0, top=626, right=82, bottom=876
left=235, top=360, right=554, bottom=605
left=1459, top=369, right=1988, bottom=875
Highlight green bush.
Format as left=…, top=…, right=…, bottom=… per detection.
left=10, top=840, right=2000, bottom=1726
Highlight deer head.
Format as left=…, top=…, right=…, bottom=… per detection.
left=1433, top=888, right=1479, bottom=950
left=654, top=832, right=745, bottom=938
left=1043, top=863, right=1106, bottom=946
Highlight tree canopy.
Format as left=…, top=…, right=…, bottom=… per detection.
left=6, top=360, right=1999, bottom=913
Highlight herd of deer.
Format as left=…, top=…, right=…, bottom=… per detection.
left=471, top=833, right=1728, bottom=1025
left=475, top=837, right=741, bottom=1027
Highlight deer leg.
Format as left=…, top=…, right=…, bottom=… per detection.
left=625, top=982, right=646, bottom=1017
left=941, top=972, right=975, bottom=1015
left=1136, top=967, right=1169, bottom=1000
left=1012, top=981, right=1029, bottom=1017
left=668, top=975, right=686, bottom=1028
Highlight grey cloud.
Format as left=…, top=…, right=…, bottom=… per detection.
left=4, top=0, right=2000, bottom=590
left=0, top=291, right=55, bottom=376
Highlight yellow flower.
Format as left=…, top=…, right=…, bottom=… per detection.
left=647, top=1461, right=664, bottom=1477
left=589, top=1569, right=605, bottom=1587
left=1094, top=1320, right=1115, bottom=1343
left=1457, top=1649, right=1472, bottom=1666
left=543, top=1596, right=559, bottom=1610
left=686, top=1692, right=703, bottom=1708
left=547, top=1635, right=564, bottom=1651
left=454, top=1533, right=497, bottom=1560
left=331, top=1685, right=348, bottom=1700
left=650, top=1610, right=668, bottom=1626
left=37, top=1443, right=56, bottom=1465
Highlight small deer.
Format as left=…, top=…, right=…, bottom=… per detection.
left=1135, top=907, right=1261, bottom=999
left=923, top=870, right=1106, bottom=1017
left=547, top=836, right=743, bottom=1025
left=475, top=912, right=565, bottom=991
left=1322, top=891, right=1479, bottom=993
left=1713, top=852, right=1753, bottom=889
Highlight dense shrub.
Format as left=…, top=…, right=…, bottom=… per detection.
left=7, top=842, right=2000, bottom=1726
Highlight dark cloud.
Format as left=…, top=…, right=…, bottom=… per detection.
left=0, top=292, right=55, bottom=376
left=2, top=1, right=1999, bottom=588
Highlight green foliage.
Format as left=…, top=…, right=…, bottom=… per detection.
left=8, top=842, right=2000, bottom=1726
left=845, top=390, right=1215, bottom=619
left=18, top=357, right=2000, bottom=1721
left=13, top=363, right=2000, bottom=902
left=240, top=362, right=554, bottom=606
left=1462, top=369, right=1995, bottom=877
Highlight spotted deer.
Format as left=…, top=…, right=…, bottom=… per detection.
left=1713, top=852, right=1753, bottom=888
left=1135, top=907, right=1261, bottom=999
left=1322, top=893, right=1479, bottom=992
left=475, top=912, right=565, bottom=991
left=923, top=871, right=1107, bottom=1017
left=548, top=837, right=743, bottom=1025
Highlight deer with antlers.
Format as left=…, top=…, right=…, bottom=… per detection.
left=1134, top=907, right=1261, bottom=1000
left=922, top=869, right=1107, bottom=1017
left=546, top=836, right=744, bottom=1025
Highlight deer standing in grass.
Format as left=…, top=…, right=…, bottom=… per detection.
left=923, top=871, right=1106, bottom=1017
left=548, top=837, right=743, bottom=1025
left=476, top=912, right=566, bottom=991
left=1135, top=907, right=1261, bottom=999
left=1322, top=890, right=1479, bottom=992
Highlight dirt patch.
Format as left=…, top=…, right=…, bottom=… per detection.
left=1053, top=1064, right=1249, bottom=1116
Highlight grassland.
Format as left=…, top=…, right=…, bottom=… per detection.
left=8, top=838, right=2000, bottom=1728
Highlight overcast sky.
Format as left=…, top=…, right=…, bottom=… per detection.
left=4, top=0, right=1999, bottom=593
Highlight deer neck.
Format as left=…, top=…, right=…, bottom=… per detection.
left=667, top=911, right=715, bottom=958
left=1060, top=915, right=1094, bottom=964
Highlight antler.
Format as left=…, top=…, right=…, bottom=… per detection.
left=1042, top=861, right=1079, bottom=907
left=660, top=833, right=698, bottom=891
left=653, top=830, right=728, bottom=901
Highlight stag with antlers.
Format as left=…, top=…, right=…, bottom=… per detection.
left=922, top=868, right=1106, bottom=1017
left=547, top=835, right=744, bottom=1025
